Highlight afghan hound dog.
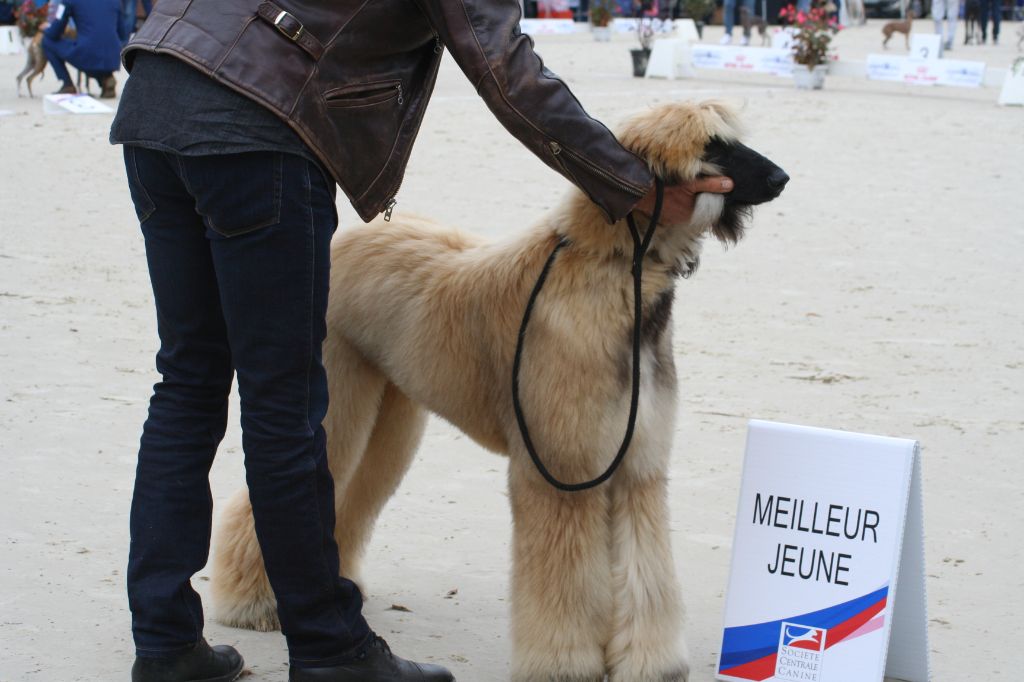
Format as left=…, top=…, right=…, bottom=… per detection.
left=210, top=101, right=788, bottom=681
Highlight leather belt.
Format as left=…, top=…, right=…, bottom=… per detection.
left=256, top=2, right=324, bottom=60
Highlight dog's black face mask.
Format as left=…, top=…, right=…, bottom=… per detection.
left=701, top=138, right=789, bottom=243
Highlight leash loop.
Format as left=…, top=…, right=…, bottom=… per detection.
left=512, top=178, right=665, bottom=492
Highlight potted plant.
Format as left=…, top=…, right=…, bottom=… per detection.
left=681, top=0, right=715, bottom=38
left=779, top=3, right=842, bottom=89
left=590, top=0, right=615, bottom=41
left=630, top=15, right=656, bottom=76
left=13, top=0, right=48, bottom=38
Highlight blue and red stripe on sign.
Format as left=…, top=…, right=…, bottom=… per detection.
left=718, top=585, right=889, bottom=680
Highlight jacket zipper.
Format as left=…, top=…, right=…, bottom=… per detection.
left=381, top=33, right=444, bottom=222
left=549, top=141, right=647, bottom=196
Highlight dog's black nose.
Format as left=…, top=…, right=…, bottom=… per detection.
left=767, top=168, right=790, bottom=195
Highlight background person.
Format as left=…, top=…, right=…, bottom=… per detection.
left=977, top=0, right=1000, bottom=43
left=720, top=0, right=757, bottom=43
left=932, top=0, right=957, bottom=50
left=42, top=0, right=125, bottom=97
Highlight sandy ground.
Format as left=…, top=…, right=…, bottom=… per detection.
left=1, top=18, right=1022, bottom=682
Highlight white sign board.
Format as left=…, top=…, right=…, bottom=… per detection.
left=902, top=57, right=985, bottom=87
left=998, top=58, right=1024, bottom=106
left=717, top=420, right=929, bottom=682
left=674, top=18, right=700, bottom=43
left=690, top=45, right=794, bottom=77
left=43, top=94, right=114, bottom=115
left=909, top=33, right=942, bottom=60
left=866, top=53, right=905, bottom=81
left=866, top=53, right=985, bottom=87
left=646, top=39, right=695, bottom=79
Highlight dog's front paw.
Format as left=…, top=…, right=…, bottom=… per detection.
left=511, top=649, right=606, bottom=682
left=608, top=653, right=688, bottom=682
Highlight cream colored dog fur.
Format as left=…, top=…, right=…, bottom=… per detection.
left=211, top=101, right=755, bottom=682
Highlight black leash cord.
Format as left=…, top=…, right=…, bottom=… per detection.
left=511, top=178, right=665, bottom=492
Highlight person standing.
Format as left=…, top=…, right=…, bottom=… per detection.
left=720, top=0, right=757, bottom=44
left=932, top=0, right=958, bottom=51
left=42, top=0, right=125, bottom=97
left=110, top=1, right=734, bottom=681
left=978, top=0, right=1001, bottom=43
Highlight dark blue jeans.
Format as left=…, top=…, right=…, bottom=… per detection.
left=978, top=0, right=1001, bottom=40
left=41, top=36, right=112, bottom=86
left=124, top=147, right=370, bottom=668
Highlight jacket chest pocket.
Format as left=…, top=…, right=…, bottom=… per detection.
left=324, top=80, right=403, bottom=109
left=322, top=79, right=405, bottom=198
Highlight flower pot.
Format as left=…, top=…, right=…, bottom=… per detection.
left=793, top=64, right=828, bottom=89
left=630, top=48, right=652, bottom=77
left=592, top=25, right=612, bottom=41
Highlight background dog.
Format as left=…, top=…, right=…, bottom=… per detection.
left=210, top=101, right=787, bottom=681
left=15, top=33, right=46, bottom=98
left=882, top=9, right=914, bottom=49
left=14, top=27, right=95, bottom=98
left=740, top=7, right=769, bottom=45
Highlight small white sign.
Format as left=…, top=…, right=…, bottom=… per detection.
left=43, top=94, right=114, bottom=115
left=689, top=45, right=793, bottom=77
left=909, top=33, right=942, bottom=60
left=998, top=57, right=1024, bottom=106
left=866, top=54, right=904, bottom=81
left=646, top=39, right=695, bottom=79
left=901, top=57, right=985, bottom=87
left=716, top=420, right=929, bottom=682
left=900, top=58, right=943, bottom=86
left=935, top=58, right=986, bottom=87
left=518, top=19, right=579, bottom=35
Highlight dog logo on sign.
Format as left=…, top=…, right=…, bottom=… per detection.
left=776, top=622, right=827, bottom=681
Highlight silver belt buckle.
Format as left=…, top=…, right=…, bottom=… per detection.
left=273, top=10, right=304, bottom=41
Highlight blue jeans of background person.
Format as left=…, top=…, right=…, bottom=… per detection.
left=723, top=0, right=756, bottom=35
left=978, top=0, right=1000, bottom=41
left=124, top=147, right=371, bottom=668
left=120, top=0, right=152, bottom=43
left=41, top=36, right=112, bottom=86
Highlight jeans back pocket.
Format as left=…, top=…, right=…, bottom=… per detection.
left=180, top=152, right=284, bottom=238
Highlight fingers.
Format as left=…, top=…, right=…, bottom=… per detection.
left=684, top=176, right=734, bottom=194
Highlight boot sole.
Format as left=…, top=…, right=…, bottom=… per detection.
left=190, top=658, right=244, bottom=682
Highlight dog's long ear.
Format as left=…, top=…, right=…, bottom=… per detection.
left=616, top=101, right=744, bottom=182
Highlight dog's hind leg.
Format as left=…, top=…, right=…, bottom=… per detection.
left=333, top=382, right=427, bottom=589
left=508, top=455, right=613, bottom=682
left=606, top=471, right=687, bottom=682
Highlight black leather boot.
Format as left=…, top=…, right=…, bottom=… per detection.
left=131, top=639, right=244, bottom=682
left=289, top=635, right=454, bottom=682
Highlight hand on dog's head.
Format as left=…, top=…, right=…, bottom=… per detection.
left=617, top=101, right=788, bottom=245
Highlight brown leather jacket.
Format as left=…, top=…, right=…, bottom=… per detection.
left=124, top=0, right=655, bottom=223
